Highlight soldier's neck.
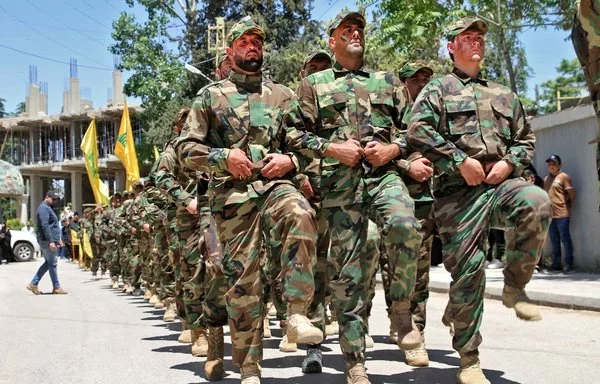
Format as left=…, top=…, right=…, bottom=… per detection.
left=454, top=61, right=481, bottom=79
left=335, top=55, right=363, bottom=71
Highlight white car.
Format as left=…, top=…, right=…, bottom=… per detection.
left=10, top=230, right=40, bottom=262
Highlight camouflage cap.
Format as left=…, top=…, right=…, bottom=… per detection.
left=399, top=62, right=434, bottom=80
left=303, top=50, right=332, bottom=67
left=226, top=18, right=265, bottom=47
left=446, top=18, right=488, bottom=40
left=327, top=11, right=366, bottom=36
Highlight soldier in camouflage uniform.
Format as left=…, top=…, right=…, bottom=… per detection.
left=154, top=108, right=211, bottom=358
left=407, top=18, right=551, bottom=384
left=90, top=205, right=108, bottom=279
left=287, top=12, right=423, bottom=383
left=573, top=0, right=600, bottom=117
left=118, top=192, right=135, bottom=293
left=105, top=193, right=122, bottom=289
left=174, top=19, right=322, bottom=384
left=395, top=62, right=436, bottom=366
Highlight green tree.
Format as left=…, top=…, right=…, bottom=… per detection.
left=538, top=58, right=587, bottom=114
left=14, top=102, right=25, bottom=115
left=0, top=98, right=6, bottom=118
left=369, top=0, right=575, bottom=93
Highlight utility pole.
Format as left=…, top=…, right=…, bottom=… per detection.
left=208, top=17, right=227, bottom=66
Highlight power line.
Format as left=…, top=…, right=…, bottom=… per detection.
left=0, top=42, right=113, bottom=71
left=25, top=0, right=109, bottom=49
left=317, top=0, right=340, bottom=21
left=61, top=0, right=113, bottom=30
left=0, top=4, right=111, bottom=69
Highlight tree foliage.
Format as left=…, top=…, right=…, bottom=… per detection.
left=0, top=98, right=6, bottom=118
left=538, top=58, right=587, bottom=114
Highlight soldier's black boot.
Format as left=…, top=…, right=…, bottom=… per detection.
left=302, top=344, right=323, bottom=374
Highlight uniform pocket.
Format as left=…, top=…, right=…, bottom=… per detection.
left=444, top=99, right=478, bottom=135
left=490, top=98, right=514, bottom=140
left=370, top=93, right=395, bottom=128
left=318, top=91, right=348, bottom=131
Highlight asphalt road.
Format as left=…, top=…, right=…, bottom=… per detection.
left=1, top=259, right=598, bottom=384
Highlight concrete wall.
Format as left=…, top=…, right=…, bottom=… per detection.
left=531, top=104, right=600, bottom=271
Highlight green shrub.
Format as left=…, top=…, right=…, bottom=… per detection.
left=5, top=218, right=24, bottom=231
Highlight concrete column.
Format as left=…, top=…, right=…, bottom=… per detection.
left=16, top=196, right=28, bottom=224
left=29, top=175, right=42, bottom=225
left=71, top=171, right=83, bottom=214
left=115, top=170, right=126, bottom=192
left=69, top=78, right=80, bottom=114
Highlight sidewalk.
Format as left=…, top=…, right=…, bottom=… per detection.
left=428, top=265, right=600, bottom=312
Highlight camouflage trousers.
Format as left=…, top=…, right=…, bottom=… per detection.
left=151, top=221, right=173, bottom=300
left=175, top=210, right=203, bottom=329
left=139, top=232, right=153, bottom=286
left=126, top=236, right=141, bottom=288
left=200, top=215, right=228, bottom=328
left=322, top=176, right=421, bottom=365
left=105, top=239, right=120, bottom=278
left=214, top=183, right=317, bottom=368
left=168, top=228, right=186, bottom=319
left=90, top=239, right=107, bottom=275
left=119, top=236, right=131, bottom=283
left=435, top=179, right=551, bottom=354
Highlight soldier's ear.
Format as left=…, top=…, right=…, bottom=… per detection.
left=226, top=46, right=233, bottom=58
left=299, top=69, right=305, bottom=79
left=328, top=36, right=336, bottom=51
left=447, top=40, right=455, bottom=55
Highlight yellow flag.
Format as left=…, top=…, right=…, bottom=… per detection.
left=82, top=227, right=93, bottom=260
left=81, top=118, right=110, bottom=205
left=114, top=100, right=140, bottom=191
left=153, top=145, right=160, bottom=161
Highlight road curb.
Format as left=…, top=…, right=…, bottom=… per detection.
left=428, top=280, right=600, bottom=312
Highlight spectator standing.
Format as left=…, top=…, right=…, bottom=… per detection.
left=0, top=223, right=13, bottom=264
left=26, top=191, right=68, bottom=294
left=61, top=219, right=72, bottom=261
left=543, top=154, right=576, bottom=273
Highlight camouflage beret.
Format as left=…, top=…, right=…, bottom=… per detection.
left=399, top=62, right=434, bottom=80
left=303, top=50, right=332, bottom=67
left=446, top=18, right=488, bottom=40
left=327, top=11, right=366, bottom=36
left=226, top=18, right=265, bottom=47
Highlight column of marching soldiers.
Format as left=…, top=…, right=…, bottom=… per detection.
left=74, top=12, right=554, bottom=384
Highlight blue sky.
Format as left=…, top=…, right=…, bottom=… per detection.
left=0, top=0, right=575, bottom=115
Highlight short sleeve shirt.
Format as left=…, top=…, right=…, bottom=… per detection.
left=543, top=171, right=574, bottom=218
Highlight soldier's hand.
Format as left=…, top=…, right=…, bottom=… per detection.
left=408, top=157, right=433, bottom=182
left=325, top=139, right=364, bottom=166
left=58, top=240, right=64, bottom=247
left=484, top=160, right=514, bottom=185
left=130, top=227, right=137, bottom=234
left=142, top=223, right=151, bottom=233
left=364, top=142, right=401, bottom=166
left=260, top=153, right=295, bottom=179
left=458, top=157, right=485, bottom=186
left=226, top=148, right=253, bottom=181
left=299, top=177, right=314, bottom=198
left=186, top=198, right=198, bottom=215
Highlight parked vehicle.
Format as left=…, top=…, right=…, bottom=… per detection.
left=10, top=230, right=40, bottom=262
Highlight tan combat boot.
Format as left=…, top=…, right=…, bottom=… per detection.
left=263, top=302, right=272, bottom=339
left=365, top=318, right=374, bottom=349
left=346, top=362, right=371, bottom=384
left=502, top=285, right=542, bottom=321
left=286, top=302, right=323, bottom=345
left=404, top=341, right=429, bottom=367
left=143, top=286, right=153, bottom=300
left=279, top=320, right=297, bottom=353
left=163, top=298, right=177, bottom=322
left=388, top=314, right=398, bottom=344
left=149, top=293, right=160, bottom=305
left=111, top=277, right=119, bottom=289
left=240, top=363, right=261, bottom=384
left=457, top=353, right=490, bottom=384
left=191, top=327, right=209, bottom=357
left=126, top=285, right=134, bottom=295
left=391, top=300, right=422, bottom=350
left=154, top=299, right=165, bottom=310
left=178, top=319, right=192, bottom=344
left=204, top=327, right=225, bottom=381
left=121, top=283, right=130, bottom=293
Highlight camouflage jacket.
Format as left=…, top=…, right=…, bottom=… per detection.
left=93, top=211, right=104, bottom=242
left=101, top=207, right=117, bottom=241
left=395, top=103, right=434, bottom=204
left=174, top=72, right=302, bottom=210
left=407, top=67, right=535, bottom=193
left=154, top=140, right=198, bottom=210
left=290, top=62, right=410, bottom=207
